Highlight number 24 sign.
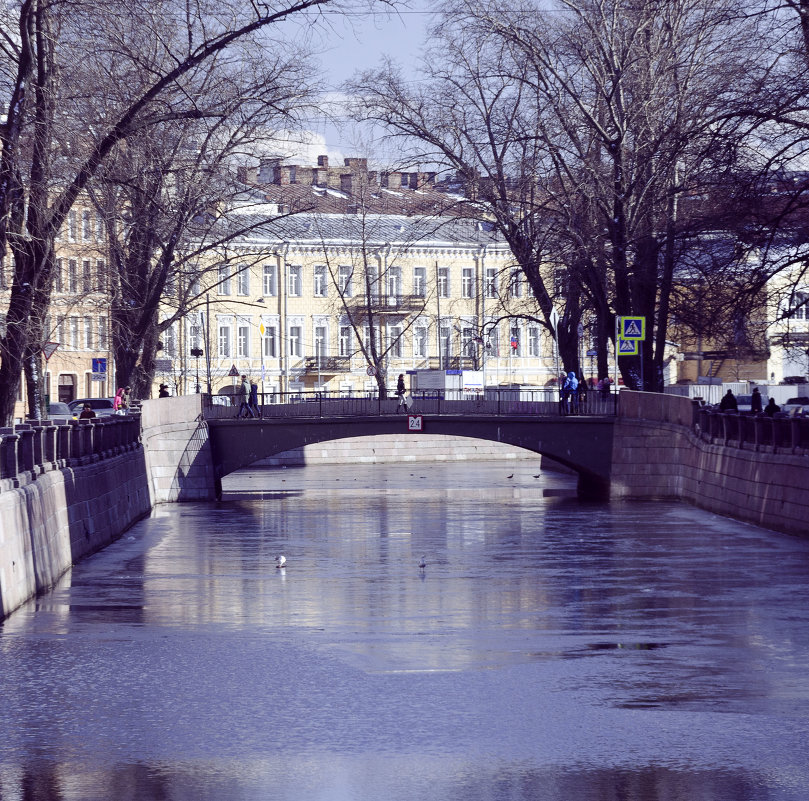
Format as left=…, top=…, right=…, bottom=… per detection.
left=407, top=415, right=423, bottom=432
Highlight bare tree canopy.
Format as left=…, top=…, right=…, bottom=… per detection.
left=0, top=0, right=395, bottom=424
left=348, top=0, right=794, bottom=389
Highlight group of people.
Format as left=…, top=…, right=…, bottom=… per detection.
left=237, top=375, right=261, bottom=418
left=719, top=387, right=780, bottom=417
left=113, top=385, right=132, bottom=414
left=560, top=372, right=612, bottom=414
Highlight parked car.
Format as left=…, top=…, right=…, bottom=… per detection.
left=734, top=394, right=770, bottom=414
left=46, top=402, right=75, bottom=421
left=68, top=397, right=117, bottom=416
left=783, top=396, right=809, bottom=416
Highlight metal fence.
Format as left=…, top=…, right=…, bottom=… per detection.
left=202, top=388, right=619, bottom=420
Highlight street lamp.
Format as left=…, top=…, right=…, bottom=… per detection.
left=190, top=347, right=203, bottom=393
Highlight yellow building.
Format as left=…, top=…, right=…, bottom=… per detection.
left=159, top=209, right=563, bottom=399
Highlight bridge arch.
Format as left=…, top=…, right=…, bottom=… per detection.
left=206, top=415, right=615, bottom=499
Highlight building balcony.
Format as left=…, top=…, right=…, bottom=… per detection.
left=344, top=293, right=429, bottom=315
left=304, top=356, right=351, bottom=373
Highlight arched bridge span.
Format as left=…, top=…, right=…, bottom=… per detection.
left=206, top=414, right=616, bottom=499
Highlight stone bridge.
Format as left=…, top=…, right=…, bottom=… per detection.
left=139, top=391, right=809, bottom=536
left=206, top=412, right=617, bottom=499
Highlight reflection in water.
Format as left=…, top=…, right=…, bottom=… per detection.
left=1, top=461, right=808, bottom=800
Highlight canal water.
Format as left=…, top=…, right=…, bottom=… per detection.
left=1, top=461, right=809, bottom=800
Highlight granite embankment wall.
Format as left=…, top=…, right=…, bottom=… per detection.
left=612, top=392, right=809, bottom=536
left=0, top=418, right=151, bottom=619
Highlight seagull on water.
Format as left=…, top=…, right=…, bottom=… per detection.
left=276, top=555, right=286, bottom=568
left=418, top=556, right=427, bottom=569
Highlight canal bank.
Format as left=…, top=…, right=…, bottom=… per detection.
left=0, top=422, right=151, bottom=619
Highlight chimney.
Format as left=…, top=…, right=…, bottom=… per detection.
left=317, top=155, right=329, bottom=168
left=382, top=172, right=401, bottom=190
left=340, top=173, right=353, bottom=194
left=259, top=157, right=282, bottom=183
left=237, top=165, right=258, bottom=183
left=344, top=157, right=368, bottom=171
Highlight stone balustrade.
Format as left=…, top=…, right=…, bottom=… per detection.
left=0, top=415, right=141, bottom=492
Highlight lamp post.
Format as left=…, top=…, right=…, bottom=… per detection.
left=190, top=347, right=203, bottom=393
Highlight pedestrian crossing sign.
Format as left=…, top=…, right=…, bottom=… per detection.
left=618, top=316, right=645, bottom=340
left=618, top=338, right=639, bottom=356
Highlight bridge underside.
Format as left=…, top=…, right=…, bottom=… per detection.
left=207, top=415, right=615, bottom=500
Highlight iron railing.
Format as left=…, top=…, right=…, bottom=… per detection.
left=202, top=388, right=619, bottom=420
left=694, top=406, right=809, bottom=453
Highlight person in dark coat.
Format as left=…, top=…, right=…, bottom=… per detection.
left=751, top=387, right=763, bottom=414
left=158, top=383, right=170, bottom=398
left=764, top=398, right=780, bottom=417
left=249, top=380, right=260, bottom=418
left=719, top=389, right=738, bottom=412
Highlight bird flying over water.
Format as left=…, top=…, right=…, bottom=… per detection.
left=276, top=555, right=286, bottom=568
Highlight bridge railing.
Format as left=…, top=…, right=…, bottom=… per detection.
left=202, top=388, right=618, bottom=419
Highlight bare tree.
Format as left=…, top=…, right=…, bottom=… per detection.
left=0, top=0, right=391, bottom=424
left=349, top=0, right=768, bottom=389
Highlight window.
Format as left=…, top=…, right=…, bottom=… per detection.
left=237, top=266, right=249, bottom=296
left=414, top=325, right=428, bottom=358
left=388, top=323, right=403, bottom=357
left=289, top=325, right=302, bottom=356
left=189, top=323, right=202, bottom=353
left=439, top=324, right=451, bottom=366
left=510, top=326, right=521, bottom=356
left=263, top=324, right=277, bottom=358
left=387, top=266, right=402, bottom=301
left=314, top=265, right=328, bottom=297
left=237, top=324, right=250, bottom=358
left=463, top=326, right=476, bottom=358
left=218, top=265, right=231, bottom=296
left=438, top=266, right=449, bottom=298
left=413, top=266, right=426, bottom=297
left=528, top=326, right=540, bottom=357
left=188, top=273, right=201, bottom=298
left=95, top=259, right=106, bottom=292
left=368, top=264, right=379, bottom=301
left=263, top=263, right=277, bottom=296
left=462, top=267, right=474, bottom=298
left=84, top=317, right=93, bottom=350
left=96, top=215, right=105, bottom=242
left=314, top=325, right=327, bottom=361
left=164, top=326, right=177, bottom=358
left=82, top=260, right=92, bottom=293
left=55, top=317, right=65, bottom=345
left=69, top=316, right=79, bottom=349
left=363, top=324, right=380, bottom=352
left=788, top=291, right=809, bottom=320
left=338, top=265, right=352, bottom=297
left=218, top=324, right=231, bottom=357
left=509, top=269, right=523, bottom=298
left=97, top=317, right=107, bottom=349
left=288, top=265, right=302, bottom=296
left=68, top=210, right=77, bottom=242
left=82, top=210, right=92, bottom=242
left=68, top=260, right=78, bottom=293
left=485, top=267, right=497, bottom=298
left=487, top=325, right=500, bottom=357
left=339, top=325, right=352, bottom=357
left=54, top=259, right=63, bottom=293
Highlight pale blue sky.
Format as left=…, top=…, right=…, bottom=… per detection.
left=286, top=3, right=436, bottom=163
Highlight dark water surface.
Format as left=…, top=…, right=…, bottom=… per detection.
left=1, top=461, right=809, bottom=800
